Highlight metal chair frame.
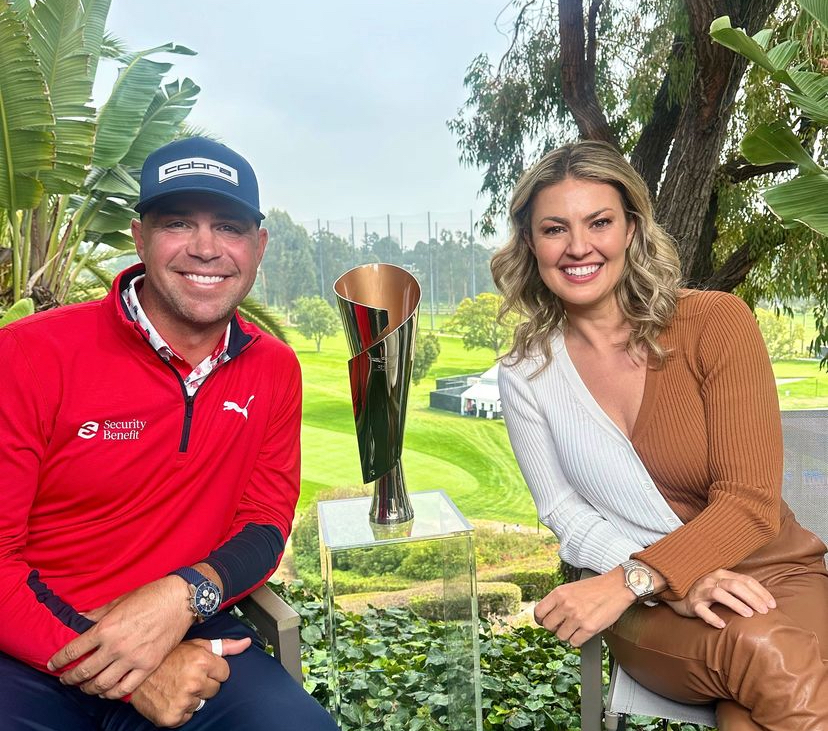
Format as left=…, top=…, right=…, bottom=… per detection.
left=238, top=584, right=303, bottom=684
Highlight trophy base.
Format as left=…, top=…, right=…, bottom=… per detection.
left=367, top=461, right=414, bottom=531
left=368, top=519, right=414, bottom=540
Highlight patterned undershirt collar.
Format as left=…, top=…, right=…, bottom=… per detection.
left=122, top=275, right=231, bottom=396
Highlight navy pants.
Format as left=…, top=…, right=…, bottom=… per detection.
left=0, top=612, right=339, bottom=731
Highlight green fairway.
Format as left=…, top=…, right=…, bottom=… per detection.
left=290, top=326, right=538, bottom=525
left=291, top=326, right=828, bottom=525
left=774, top=359, right=828, bottom=410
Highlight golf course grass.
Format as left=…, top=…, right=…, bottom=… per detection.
left=291, top=326, right=538, bottom=525
left=291, top=324, right=828, bottom=524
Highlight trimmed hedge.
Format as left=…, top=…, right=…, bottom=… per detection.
left=479, top=555, right=564, bottom=601
left=300, top=568, right=412, bottom=595
left=409, top=581, right=521, bottom=620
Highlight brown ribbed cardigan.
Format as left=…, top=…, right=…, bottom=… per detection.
left=630, top=289, right=783, bottom=600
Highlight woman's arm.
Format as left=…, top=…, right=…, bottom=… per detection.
left=499, top=361, right=647, bottom=571
left=633, top=293, right=783, bottom=600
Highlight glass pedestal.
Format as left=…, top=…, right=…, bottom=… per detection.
left=318, top=490, right=483, bottom=730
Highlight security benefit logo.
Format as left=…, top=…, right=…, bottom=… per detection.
left=77, top=419, right=147, bottom=441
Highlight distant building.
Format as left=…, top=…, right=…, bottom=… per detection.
left=429, top=364, right=502, bottom=419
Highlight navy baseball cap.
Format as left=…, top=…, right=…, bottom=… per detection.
left=135, top=137, right=265, bottom=221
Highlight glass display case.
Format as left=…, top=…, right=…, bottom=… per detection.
left=317, top=490, right=483, bottom=730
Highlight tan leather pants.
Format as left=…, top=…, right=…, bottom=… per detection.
left=604, top=511, right=828, bottom=731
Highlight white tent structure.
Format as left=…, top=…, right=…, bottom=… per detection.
left=460, top=363, right=502, bottom=419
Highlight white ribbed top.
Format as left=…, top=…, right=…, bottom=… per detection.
left=499, top=331, right=682, bottom=574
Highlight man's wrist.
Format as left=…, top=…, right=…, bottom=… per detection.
left=168, top=567, right=222, bottom=622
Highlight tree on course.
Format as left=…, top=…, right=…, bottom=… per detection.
left=293, top=296, right=340, bottom=352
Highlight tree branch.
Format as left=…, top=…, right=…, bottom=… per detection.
left=559, top=0, right=618, bottom=144
left=720, top=157, right=797, bottom=184
left=631, top=36, right=686, bottom=197
left=586, top=0, right=601, bottom=73
left=497, top=0, right=539, bottom=76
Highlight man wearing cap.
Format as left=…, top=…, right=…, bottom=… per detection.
left=0, top=138, right=339, bottom=730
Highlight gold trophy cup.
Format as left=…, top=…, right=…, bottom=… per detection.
left=333, top=263, right=421, bottom=532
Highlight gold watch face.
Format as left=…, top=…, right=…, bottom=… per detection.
left=627, top=567, right=651, bottom=591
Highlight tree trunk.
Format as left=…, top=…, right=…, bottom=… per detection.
left=654, top=0, right=781, bottom=284
left=559, top=0, right=619, bottom=145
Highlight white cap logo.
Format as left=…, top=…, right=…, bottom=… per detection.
left=77, top=421, right=100, bottom=439
left=158, top=157, right=239, bottom=186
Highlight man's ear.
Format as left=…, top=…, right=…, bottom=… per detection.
left=131, top=218, right=145, bottom=261
left=256, top=227, right=268, bottom=265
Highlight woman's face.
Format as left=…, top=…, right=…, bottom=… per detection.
left=527, top=177, right=635, bottom=316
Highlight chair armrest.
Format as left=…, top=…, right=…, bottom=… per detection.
left=238, top=585, right=303, bottom=684
left=577, top=568, right=604, bottom=731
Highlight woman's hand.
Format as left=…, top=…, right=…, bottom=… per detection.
left=664, top=569, right=776, bottom=629
left=533, top=567, right=637, bottom=647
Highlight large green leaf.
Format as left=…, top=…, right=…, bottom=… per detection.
left=798, top=0, right=828, bottom=29
left=80, top=0, right=111, bottom=79
left=762, top=173, right=828, bottom=235
left=0, top=1, right=55, bottom=211
left=96, top=230, right=134, bottom=250
left=0, top=296, right=34, bottom=325
left=85, top=164, right=140, bottom=196
left=741, top=121, right=823, bottom=173
left=27, top=0, right=96, bottom=193
left=239, top=296, right=287, bottom=342
left=93, top=43, right=196, bottom=168
left=121, top=78, right=201, bottom=168
left=81, top=197, right=136, bottom=234
left=8, top=0, right=29, bottom=17
left=765, top=40, right=801, bottom=70
left=709, top=17, right=776, bottom=72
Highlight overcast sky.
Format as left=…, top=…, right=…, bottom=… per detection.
left=102, top=1, right=514, bottom=243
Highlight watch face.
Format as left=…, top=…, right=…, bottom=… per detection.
left=628, top=568, right=650, bottom=591
left=194, top=580, right=221, bottom=617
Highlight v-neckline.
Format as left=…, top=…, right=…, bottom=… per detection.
left=553, top=331, right=659, bottom=445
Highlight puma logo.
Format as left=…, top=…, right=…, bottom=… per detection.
left=223, top=395, right=255, bottom=420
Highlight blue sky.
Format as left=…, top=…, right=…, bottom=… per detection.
left=102, top=1, right=514, bottom=243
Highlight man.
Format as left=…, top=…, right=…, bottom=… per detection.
left=0, top=138, right=339, bottom=730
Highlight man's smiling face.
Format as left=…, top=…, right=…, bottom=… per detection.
left=131, top=192, right=267, bottom=342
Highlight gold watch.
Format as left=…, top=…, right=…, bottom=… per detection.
left=620, top=559, right=655, bottom=602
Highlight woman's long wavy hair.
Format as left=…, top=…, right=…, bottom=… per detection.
left=492, top=140, right=682, bottom=370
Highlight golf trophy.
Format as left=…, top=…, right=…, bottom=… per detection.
left=333, top=263, right=421, bottom=533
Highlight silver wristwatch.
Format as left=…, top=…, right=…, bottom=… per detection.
left=621, top=559, right=655, bottom=602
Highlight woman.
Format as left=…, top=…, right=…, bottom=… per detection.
left=494, top=140, right=828, bottom=730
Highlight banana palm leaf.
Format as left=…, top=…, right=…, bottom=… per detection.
left=0, top=296, right=34, bottom=325
left=762, top=173, right=828, bottom=235
left=27, top=0, right=96, bottom=193
left=798, top=0, right=828, bottom=29
left=8, top=0, right=29, bottom=17
left=93, top=43, right=196, bottom=168
left=80, top=0, right=111, bottom=78
left=239, top=296, right=288, bottom=342
left=0, top=1, right=54, bottom=211
left=85, top=164, right=140, bottom=197
left=120, top=78, right=201, bottom=168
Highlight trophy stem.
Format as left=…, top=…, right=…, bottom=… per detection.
left=369, top=460, right=414, bottom=526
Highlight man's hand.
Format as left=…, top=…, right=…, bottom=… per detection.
left=664, top=569, right=776, bottom=629
left=533, top=567, right=637, bottom=647
left=48, top=576, right=195, bottom=698
left=131, top=637, right=251, bottom=729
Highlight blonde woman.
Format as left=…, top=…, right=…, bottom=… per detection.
left=495, top=140, right=828, bottom=730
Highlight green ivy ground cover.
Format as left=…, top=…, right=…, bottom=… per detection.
left=269, top=580, right=710, bottom=731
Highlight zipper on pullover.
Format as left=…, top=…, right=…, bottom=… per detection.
left=180, top=393, right=195, bottom=452
left=131, top=320, right=260, bottom=453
